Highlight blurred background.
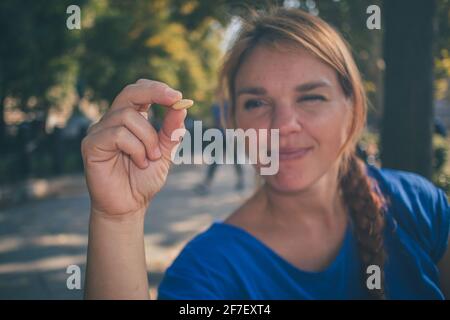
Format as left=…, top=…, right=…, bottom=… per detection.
left=0, top=0, right=449, bottom=299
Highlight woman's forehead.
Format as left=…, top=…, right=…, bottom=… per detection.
left=234, top=45, right=338, bottom=91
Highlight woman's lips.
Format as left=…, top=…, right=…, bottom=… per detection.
left=278, top=147, right=313, bottom=161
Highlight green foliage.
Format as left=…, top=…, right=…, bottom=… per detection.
left=2, top=0, right=446, bottom=123
left=80, top=0, right=228, bottom=120
left=435, top=0, right=450, bottom=101
left=432, top=135, right=450, bottom=196
left=0, top=0, right=85, bottom=115
left=433, top=135, right=448, bottom=172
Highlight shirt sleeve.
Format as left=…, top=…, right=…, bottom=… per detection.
left=381, top=168, right=450, bottom=264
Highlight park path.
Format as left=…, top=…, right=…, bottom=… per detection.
left=0, top=162, right=256, bottom=299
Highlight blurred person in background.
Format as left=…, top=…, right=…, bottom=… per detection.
left=195, top=98, right=244, bottom=195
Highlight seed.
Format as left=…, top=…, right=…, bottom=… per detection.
left=171, top=99, right=194, bottom=110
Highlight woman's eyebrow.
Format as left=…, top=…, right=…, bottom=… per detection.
left=295, top=80, right=332, bottom=92
left=236, top=87, right=267, bottom=96
left=236, top=80, right=332, bottom=97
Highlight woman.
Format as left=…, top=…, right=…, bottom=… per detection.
left=83, top=8, right=450, bottom=299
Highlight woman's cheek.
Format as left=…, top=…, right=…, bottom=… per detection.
left=236, top=114, right=268, bottom=130
left=316, top=106, right=351, bottom=157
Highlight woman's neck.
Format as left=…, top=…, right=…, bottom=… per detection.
left=260, top=165, right=347, bottom=230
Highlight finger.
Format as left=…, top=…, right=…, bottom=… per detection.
left=158, top=108, right=188, bottom=161
left=111, top=80, right=182, bottom=112
left=88, top=107, right=161, bottom=161
left=88, top=126, right=149, bottom=169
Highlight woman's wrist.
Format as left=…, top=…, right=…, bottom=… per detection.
left=90, top=206, right=148, bottom=224
left=88, top=206, right=148, bottom=240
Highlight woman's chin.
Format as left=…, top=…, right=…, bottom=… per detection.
left=264, top=173, right=312, bottom=193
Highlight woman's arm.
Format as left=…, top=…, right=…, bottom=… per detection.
left=84, top=209, right=149, bottom=299
left=81, top=79, right=188, bottom=299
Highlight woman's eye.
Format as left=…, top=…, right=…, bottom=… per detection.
left=298, top=95, right=326, bottom=103
left=244, top=99, right=265, bottom=110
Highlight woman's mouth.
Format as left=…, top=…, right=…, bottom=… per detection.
left=278, top=147, right=313, bottom=161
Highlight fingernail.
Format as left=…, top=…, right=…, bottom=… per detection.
left=165, top=87, right=182, bottom=100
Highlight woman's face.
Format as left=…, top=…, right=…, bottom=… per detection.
left=234, top=44, right=352, bottom=192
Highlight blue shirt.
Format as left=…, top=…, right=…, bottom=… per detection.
left=157, top=165, right=450, bottom=299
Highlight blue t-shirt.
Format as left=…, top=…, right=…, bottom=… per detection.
left=157, top=165, right=450, bottom=299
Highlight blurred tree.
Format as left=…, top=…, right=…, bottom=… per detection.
left=0, top=0, right=84, bottom=146
left=80, top=0, right=228, bottom=120
left=381, top=0, right=436, bottom=178
left=435, top=0, right=450, bottom=102
left=315, top=0, right=384, bottom=127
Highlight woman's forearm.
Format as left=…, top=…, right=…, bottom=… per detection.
left=84, top=208, right=149, bottom=299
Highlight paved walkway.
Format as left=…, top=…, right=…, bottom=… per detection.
left=0, top=163, right=256, bottom=299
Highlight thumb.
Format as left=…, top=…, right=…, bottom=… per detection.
left=158, top=108, right=187, bottom=163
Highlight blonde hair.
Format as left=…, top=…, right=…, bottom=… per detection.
left=219, top=7, right=387, bottom=299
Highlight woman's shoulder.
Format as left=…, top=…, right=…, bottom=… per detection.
left=366, top=164, right=448, bottom=210
left=157, top=222, right=254, bottom=299
left=163, top=222, right=252, bottom=275
left=366, top=164, right=450, bottom=262
left=367, top=164, right=440, bottom=196
left=183, top=222, right=243, bottom=251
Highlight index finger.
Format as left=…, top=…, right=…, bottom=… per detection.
left=111, top=80, right=182, bottom=112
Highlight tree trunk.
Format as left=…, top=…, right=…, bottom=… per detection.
left=381, top=0, right=436, bottom=179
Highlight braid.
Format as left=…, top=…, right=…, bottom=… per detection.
left=340, top=153, right=388, bottom=299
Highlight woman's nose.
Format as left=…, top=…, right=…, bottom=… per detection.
left=271, top=104, right=302, bottom=135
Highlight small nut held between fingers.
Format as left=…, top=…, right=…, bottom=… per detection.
left=171, top=99, right=194, bottom=110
